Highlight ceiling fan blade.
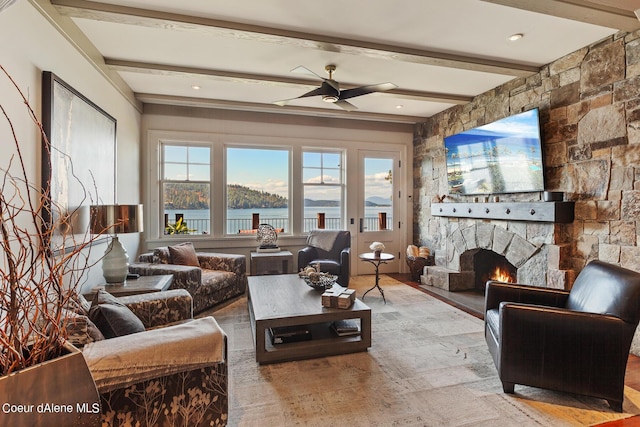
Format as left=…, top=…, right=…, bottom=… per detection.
left=291, top=65, right=324, bottom=80
left=339, top=82, right=397, bottom=100
left=291, top=65, right=339, bottom=91
left=334, top=99, right=358, bottom=111
left=273, top=84, right=335, bottom=106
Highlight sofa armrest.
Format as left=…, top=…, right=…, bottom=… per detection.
left=129, top=262, right=202, bottom=296
left=197, top=252, right=246, bottom=276
left=298, top=246, right=318, bottom=270
left=485, top=280, right=569, bottom=312
left=84, top=316, right=226, bottom=392
left=118, top=289, right=193, bottom=328
left=137, top=252, right=154, bottom=263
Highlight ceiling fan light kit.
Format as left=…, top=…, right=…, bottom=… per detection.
left=274, top=64, right=396, bottom=111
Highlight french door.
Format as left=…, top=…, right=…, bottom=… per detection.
left=354, top=150, right=401, bottom=275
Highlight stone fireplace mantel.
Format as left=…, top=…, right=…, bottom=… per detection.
left=431, top=201, right=575, bottom=223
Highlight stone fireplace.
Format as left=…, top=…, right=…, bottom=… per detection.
left=421, top=220, right=574, bottom=292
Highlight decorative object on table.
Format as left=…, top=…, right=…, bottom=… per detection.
left=256, top=223, right=280, bottom=252
left=299, top=264, right=337, bottom=290
left=369, top=241, right=385, bottom=257
left=321, top=286, right=356, bottom=309
left=90, top=204, right=144, bottom=285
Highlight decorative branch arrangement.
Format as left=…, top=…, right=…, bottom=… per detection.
left=0, top=65, right=105, bottom=376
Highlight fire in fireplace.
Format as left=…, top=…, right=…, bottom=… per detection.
left=491, top=266, right=515, bottom=283
left=460, top=249, right=517, bottom=291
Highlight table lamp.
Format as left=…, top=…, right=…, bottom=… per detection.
left=90, top=204, right=143, bottom=285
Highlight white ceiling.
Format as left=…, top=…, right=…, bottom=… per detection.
left=35, top=0, right=640, bottom=123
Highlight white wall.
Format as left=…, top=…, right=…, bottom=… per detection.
left=0, top=2, right=142, bottom=292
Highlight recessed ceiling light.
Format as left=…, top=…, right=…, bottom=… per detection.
left=191, top=85, right=201, bottom=90
left=396, top=105, right=404, bottom=109
left=508, top=33, right=524, bottom=41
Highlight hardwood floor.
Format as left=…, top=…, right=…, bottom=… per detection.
left=388, top=273, right=640, bottom=426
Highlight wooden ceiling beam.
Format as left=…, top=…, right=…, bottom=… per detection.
left=480, top=0, right=640, bottom=32
left=105, top=59, right=473, bottom=105
left=51, top=0, right=538, bottom=77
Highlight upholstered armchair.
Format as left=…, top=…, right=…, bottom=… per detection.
left=298, top=230, right=351, bottom=287
left=484, top=260, right=640, bottom=412
left=129, top=242, right=247, bottom=313
left=64, top=289, right=228, bottom=426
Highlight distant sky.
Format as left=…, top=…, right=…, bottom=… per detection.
left=225, top=148, right=393, bottom=201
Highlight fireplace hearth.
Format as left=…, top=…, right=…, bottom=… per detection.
left=420, top=221, right=569, bottom=292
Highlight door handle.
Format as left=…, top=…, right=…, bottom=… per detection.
left=359, top=218, right=363, bottom=233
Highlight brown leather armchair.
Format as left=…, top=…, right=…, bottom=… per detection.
left=485, top=260, right=640, bottom=412
left=298, top=230, right=351, bottom=287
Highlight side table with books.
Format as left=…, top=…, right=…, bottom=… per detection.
left=84, top=274, right=173, bottom=299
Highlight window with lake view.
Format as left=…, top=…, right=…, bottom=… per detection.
left=162, top=144, right=211, bottom=235
left=226, top=147, right=289, bottom=234
left=303, top=150, right=344, bottom=231
left=156, top=139, right=393, bottom=238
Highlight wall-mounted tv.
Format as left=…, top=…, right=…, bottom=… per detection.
left=444, top=108, right=544, bottom=195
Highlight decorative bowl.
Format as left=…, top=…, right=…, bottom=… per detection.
left=302, top=274, right=337, bottom=291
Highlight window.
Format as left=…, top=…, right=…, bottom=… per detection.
left=302, top=150, right=344, bottom=231
left=161, top=144, right=211, bottom=235
left=363, top=157, right=393, bottom=231
left=226, top=147, right=290, bottom=234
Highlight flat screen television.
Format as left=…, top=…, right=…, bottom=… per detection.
left=444, top=108, right=544, bottom=195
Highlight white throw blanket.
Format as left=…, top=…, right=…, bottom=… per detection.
left=83, top=316, right=226, bottom=391
left=307, top=230, right=341, bottom=252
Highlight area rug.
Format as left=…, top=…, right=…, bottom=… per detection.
left=204, top=275, right=640, bottom=426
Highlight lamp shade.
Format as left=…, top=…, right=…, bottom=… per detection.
left=90, top=204, right=143, bottom=235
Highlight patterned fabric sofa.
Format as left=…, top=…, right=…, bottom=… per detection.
left=70, top=289, right=228, bottom=426
left=130, top=244, right=247, bottom=313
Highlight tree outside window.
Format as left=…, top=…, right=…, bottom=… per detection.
left=226, top=147, right=289, bottom=234
left=161, top=144, right=211, bottom=235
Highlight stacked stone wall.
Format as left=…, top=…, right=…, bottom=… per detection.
left=413, top=29, right=640, bottom=285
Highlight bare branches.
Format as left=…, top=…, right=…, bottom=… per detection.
left=0, top=66, right=105, bottom=375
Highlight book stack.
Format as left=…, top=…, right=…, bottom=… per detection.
left=321, top=287, right=356, bottom=309
left=331, top=319, right=360, bottom=337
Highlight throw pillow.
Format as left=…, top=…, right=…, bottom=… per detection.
left=61, top=308, right=105, bottom=347
left=168, top=242, right=200, bottom=267
left=88, top=290, right=145, bottom=339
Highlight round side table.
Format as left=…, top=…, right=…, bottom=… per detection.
left=359, top=252, right=394, bottom=304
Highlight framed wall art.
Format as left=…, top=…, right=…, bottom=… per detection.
left=41, top=71, right=116, bottom=252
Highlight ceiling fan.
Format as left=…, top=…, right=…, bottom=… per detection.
left=274, top=64, right=397, bottom=111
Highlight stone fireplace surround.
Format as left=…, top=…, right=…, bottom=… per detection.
left=413, top=29, right=640, bottom=354
left=421, top=218, right=574, bottom=292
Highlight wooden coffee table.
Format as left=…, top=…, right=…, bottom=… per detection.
left=247, top=274, right=372, bottom=364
